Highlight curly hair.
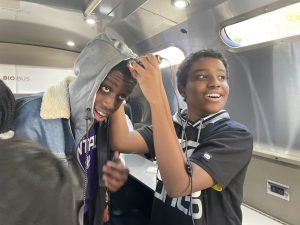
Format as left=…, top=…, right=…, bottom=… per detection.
left=0, top=80, right=16, bottom=133
left=176, top=49, right=228, bottom=87
left=109, top=59, right=137, bottom=87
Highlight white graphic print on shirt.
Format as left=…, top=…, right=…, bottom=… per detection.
left=154, top=139, right=203, bottom=219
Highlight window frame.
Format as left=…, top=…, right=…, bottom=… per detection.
left=219, top=1, right=300, bottom=52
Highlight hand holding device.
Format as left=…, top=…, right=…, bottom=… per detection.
left=128, top=55, right=163, bottom=73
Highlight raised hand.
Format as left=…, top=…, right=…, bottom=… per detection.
left=129, top=54, right=164, bottom=105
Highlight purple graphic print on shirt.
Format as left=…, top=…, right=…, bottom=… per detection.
left=76, top=123, right=99, bottom=213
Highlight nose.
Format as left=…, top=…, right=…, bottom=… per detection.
left=102, top=95, right=117, bottom=112
left=208, top=76, right=220, bottom=87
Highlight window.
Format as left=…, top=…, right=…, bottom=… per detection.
left=152, top=46, right=185, bottom=68
left=221, top=2, right=300, bottom=48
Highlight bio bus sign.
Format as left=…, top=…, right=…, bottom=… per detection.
left=1, top=75, right=30, bottom=81
left=0, top=64, right=72, bottom=94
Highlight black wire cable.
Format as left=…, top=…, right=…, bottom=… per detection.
left=183, top=127, right=195, bottom=225
left=162, top=58, right=195, bottom=225
left=152, top=57, right=195, bottom=224
left=189, top=173, right=195, bottom=225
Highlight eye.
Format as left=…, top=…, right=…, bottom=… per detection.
left=196, top=74, right=207, bottom=80
left=100, top=86, right=110, bottom=93
left=118, top=95, right=126, bottom=101
left=218, top=75, right=228, bottom=81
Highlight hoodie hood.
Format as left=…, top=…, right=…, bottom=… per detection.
left=69, top=33, right=137, bottom=147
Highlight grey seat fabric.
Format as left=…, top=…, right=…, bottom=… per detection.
left=124, top=103, right=133, bottom=122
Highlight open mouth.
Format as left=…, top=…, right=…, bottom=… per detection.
left=93, top=108, right=109, bottom=122
left=204, top=93, right=224, bottom=102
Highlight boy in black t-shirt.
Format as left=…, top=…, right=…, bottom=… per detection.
left=109, top=50, right=253, bottom=225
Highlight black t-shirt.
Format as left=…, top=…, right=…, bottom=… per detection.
left=138, top=110, right=253, bottom=225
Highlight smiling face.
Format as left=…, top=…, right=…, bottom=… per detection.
left=178, top=57, right=229, bottom=121
left=93, top=70, right=136, bottom=123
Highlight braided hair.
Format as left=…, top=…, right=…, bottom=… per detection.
left=0, top=80, right=16, bottom=133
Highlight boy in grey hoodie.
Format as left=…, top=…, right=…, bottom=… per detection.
left=14, top=33, right=138, bottom=225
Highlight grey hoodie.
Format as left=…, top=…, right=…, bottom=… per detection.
left=14, top=33, right=137, bottom=225
left=69, top=33, right=137, bottom=147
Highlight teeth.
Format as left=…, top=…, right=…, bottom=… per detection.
left=96, top=110, right=106, bottom=116
left=206, top=93, right=221, bottom=98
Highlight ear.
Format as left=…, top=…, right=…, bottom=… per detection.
left=177, top=84, right=186, bottom=99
